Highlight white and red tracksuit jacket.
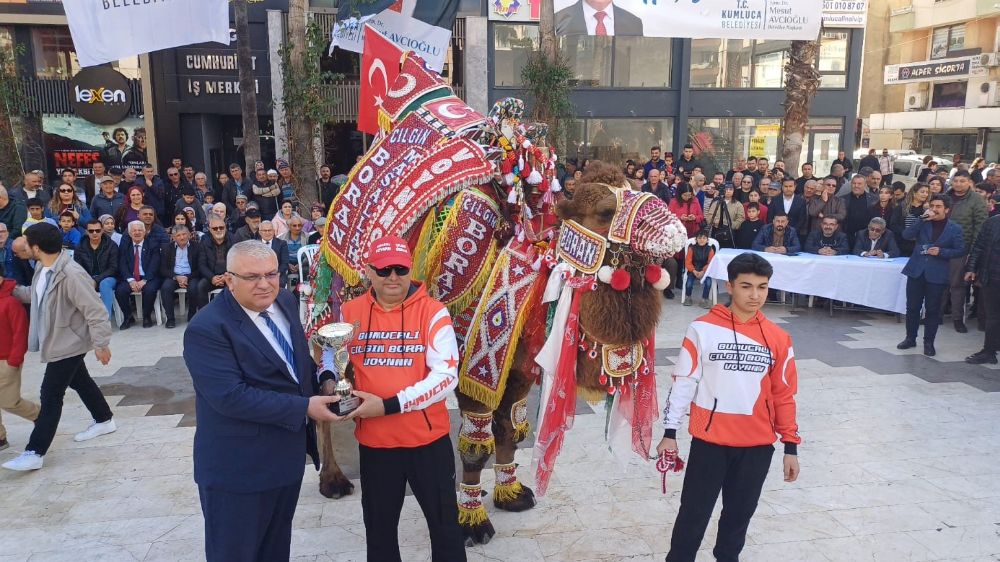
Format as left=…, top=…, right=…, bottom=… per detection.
left=663, top=305, right=801, bottom=454
left=341, top=282, right=459, bottom=448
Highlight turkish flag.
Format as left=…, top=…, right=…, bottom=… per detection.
left=359, top=25, right=403, bottom=135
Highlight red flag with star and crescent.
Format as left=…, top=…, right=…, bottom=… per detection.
left=359, top=24, right=404, bottom=135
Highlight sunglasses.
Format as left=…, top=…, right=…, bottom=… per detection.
left=86, top=229, right=102, bottom=233
left=210, top=226, right=227, bottom=232
left=373, top=265, right=410, bottom=278
left=59, top=188, right=74, bottom=193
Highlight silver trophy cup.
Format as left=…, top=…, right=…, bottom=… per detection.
left=313, top=322, right=360, bottom=416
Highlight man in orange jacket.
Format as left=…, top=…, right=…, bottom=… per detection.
left=658, top=252, right=801, bottom=562
left=336, top=235, right=466, bottom=562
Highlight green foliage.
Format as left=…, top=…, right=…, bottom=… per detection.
left=278, top=19, right=341, bottom=126
left=520, top=50, right=573, bottom=149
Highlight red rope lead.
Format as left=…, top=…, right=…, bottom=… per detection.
left=656, top=449, right=685, bottom=494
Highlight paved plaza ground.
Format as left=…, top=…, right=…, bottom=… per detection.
left=1, top=298, right=999, bottom=562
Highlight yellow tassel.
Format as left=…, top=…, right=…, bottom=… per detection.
left=578, top=385, right=608, bottom=403
left=411, top=212, right=438, bottom=282
left=457, top=504, right=489, bottom=527
left=492, top=480, right=524, bottom=504
left=457, top=434, right=496, bottom=456
left=512, top=422, right=530, bottom=443
left=423, top=194, right=462, bottom=282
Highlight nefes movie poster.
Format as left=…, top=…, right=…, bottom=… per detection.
left=42, top=115, right=147, bottom=179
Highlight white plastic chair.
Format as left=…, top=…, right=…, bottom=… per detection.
left=680, top=237, right=720, bottom=306
left=296, top=244, right=321, bottom=324
left=132, top=291, right=164, bottom=325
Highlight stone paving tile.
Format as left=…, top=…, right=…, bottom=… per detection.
left=1, top=300, right=998, bottom=561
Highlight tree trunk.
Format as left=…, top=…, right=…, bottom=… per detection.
left=0, top=48, right=22, bottom=186
left=286, top=0, right=319, bottom=208
left=235, top=0, right=262, bottom=173
left=780, top=40, right=821, bottom=174
left=536, top=0, right=560, bottom=147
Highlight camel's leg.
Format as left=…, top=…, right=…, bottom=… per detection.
left=490, top=366, right=536, bottom=512
left=455, top=390, right=496, bottom=546
left=316, top=419, right=355, bottom=499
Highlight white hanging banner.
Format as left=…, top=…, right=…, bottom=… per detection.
left=63, top=0, right=231, bottom=68
left=331, top=0, right=455, bottom=72
left=552, top=0, right=823, bottom=40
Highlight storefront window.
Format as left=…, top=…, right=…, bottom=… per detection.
left=931, top=81, right=967, bottom=109
left=752, top=41, right=790, bottom=88
left=687, top=118, right=782, bottom=175
left=32, top=27, right=78, bottom=79
left=612, top=36, right=671, bottom=88
left=689, top=39, right=752, bottom=88
left=560, top=118, right=673, bottom=165
left=559, top=34, right=612, bottom=87
left=691, top=34, right=849, bottom=89
left=819, top=31, right=848, bottom=89
left=493, top=24, right=539, bottom=87
left=931, top=24, right=965, bottom=60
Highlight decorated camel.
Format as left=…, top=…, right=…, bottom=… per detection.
left=305, top=51, right=687, bottom=545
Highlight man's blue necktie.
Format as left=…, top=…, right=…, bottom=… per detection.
left=260, top=310, right=297, bottom=377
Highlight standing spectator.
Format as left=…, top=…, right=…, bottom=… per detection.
left=22, top=199, right=45, bottom=234
left=832, top=150, right=853, bottom=176
left=74, top=219, right=119, bottom=322
left=676, top=144, right=701, bottom=180
left=115, top=220, right=163, bottom=330
left=258, top=221, right=289, bottom=288
left=682, top=231, right=715, bottom=308
left=317, top=165, right=338, bottom=211
left=658, top=252, right=800, bottom=562
left=0, top=276, right=37, bottom=451
left=927, top=175, right=945, bottom=195
left=964, top=211, right=1000, bottom=364
left=725, top=157, right=747, bottom=184
left=829, top=163, right=849, bottom=193
left=865, top=170, right=883, bottom=194
left=221, top=163, right=248, bottom=210
left=970, top=157, right=987, bottom=184
left=0, top=223, right=14, bottom=280
left=115, top=186, right=145, bottom=232
left=58, top=168, right=87, bottom=206
left=898, top=195, right=965, bottom=356
left=892, top=181, right=907, bottom=205
left=181, top=165, right=196, bottom=188
left=196, top=217, right=233, bottom=306
left=9, top=171, right=50, bottom=208
left=252, top=168, right=281, bottom=218
left=799, top=180, right=820, bottom=234
left=119, top=166, right=137, bottom=194
left=794, top=162, right=816, bottom=195
left=175, top=186, right=206, bottom=228
left=705, top=184, right=745, bottom=247
left=858, top=149, right=880, bottom=173
left=736, top=203, right=764, bottom=250
left=183, top=241, right=338, bottom=562
left=163, top=167, right=186, bottom=221
left=276, top=160, right=298, bottom=205
left=280, top=216, right=308, bottom=286
left=160, top=225, right=201, bottom=328
left=804, top=216, right=850, bottom=255
left=854, top=217, right=900, bottom=259
left=641, top=169, right=667, bottom=201
left=336, top=236, right=466, bottom=561
left=668, top=185, right=704, bottom=239
left=136, top=164, right=166, bottom=224
left=840, top=175, right=878, bottom=244
left=735, top=174, right=755, bottom=203
left=90, top=176, right=124, bottom=220
left=771, top=179, right=808, bottom=240
left=869, top=185, right=896, bottom=223
left=643, top=146, right=666, bottom=179
left=192, top=172, right=211, bottom=202
left=138, top=206, right=170, bottom=249
left=0, top=187, right=26, bottom=236
left=47, top=182, right=91, bottom=226
left=234, top=207, right=263, bottom=242
left=10, top=237, right=35, bottom=286
left=943, top=170, right=987, bottom=332
left=231, top=194, right=250, bottom=232
left=878, top=149, right=894, bottom=185
left=807, top=177, right=846, bottom=232
left=918, top=161, right=939, bottom=183
left=82, top=161, right=107, bottom=204
left=891, top=183, right=931, bottom=256
left=2, top=223, right=115, bottom=471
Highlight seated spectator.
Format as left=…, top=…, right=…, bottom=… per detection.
left=736, top=203, right=765, bottom=249
left=258, top=220, right=289, bottom=287
left=195, top=216, right=233, bottom=307
left=807, top=177, right=846, bottom=232
left=58, top=211, right=81, bottom=249
left=272, top=200, right=298, bottom=238
left=48, top=182, right=91, bottom=226
left=90, top=176, right=124, bottom=220
left=752, top=214, right=801, bottom=254
left=98, top=214, right=122, bottom=246
left=0, top=223, right=15, bottom=281
left=138, top=205, right=170, bottom=249
left=233, top=207, right=262, bottom=242
left=231, top=194, right=249, bottom=231
left=115, top=186, right=145, bottom=232
left=175, top=186, right=206, bottom=228
left=804, top=216, right=850, bottom=256
left=115, top=220, right=163, bottom=329
left=159, top=225, right=201, bottom=328
left=307, top=217, right=325, bottom=245
left=280, top=215, right=309, bottom=286
left=172, top=210, right=195, bottom=235
left=743, top=189, right=768, bottom=223
left=22, top=198, right=45, bottom=233
left=73, top=219, right=119, bottom=322
left=683, top=230, right=715, bottom=308
left=854, top=217, right=900, bottom=259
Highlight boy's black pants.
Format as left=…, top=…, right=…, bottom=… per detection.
left=359, top=434, right=466, bottom=562
left=666, top=438, right=774, bottom=562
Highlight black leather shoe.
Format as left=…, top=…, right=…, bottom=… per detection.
left=896, top=338, right=916, bottom=350
left=923, top=342, right=936, bottom=356
left=954, top=320, right=968, bottom=333
left=966, top=350, right=998, bottom=365
left=119, top=317, right=135, bottom=330
left=165, top=319, right=176, bottom=329
left=664, top=289, right=675, bottom=300
left=142, top=318, right=154, bottom=328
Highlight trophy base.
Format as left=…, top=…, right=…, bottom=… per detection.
left=330, top=396, right=360, bottom=416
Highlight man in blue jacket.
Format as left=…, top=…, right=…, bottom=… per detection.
left=183, top=240, right=339, bottom=562
left=751, top=214, right=802, bottom=255
left=898, top=194, right=966, bottom=356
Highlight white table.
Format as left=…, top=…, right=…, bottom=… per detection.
left=704, top=249, right=909, bottom=314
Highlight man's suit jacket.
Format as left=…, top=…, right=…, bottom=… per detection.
left=769, top=195, right=809, bottom=234
left=183, top=289, right=319, bottom=493
left=555, top=1, right=644, bottom=36
left=262, top=238, right=290, bottom=286
left=853, top=230, right=901, bottom=258
left=901, top=219, right=965, bottom=284
left=159, top=240, right=202, bottom=280
left=117, top=238, right=161, bottom=283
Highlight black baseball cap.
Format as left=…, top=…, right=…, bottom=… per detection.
left=245, top=208, right=261, bottom=219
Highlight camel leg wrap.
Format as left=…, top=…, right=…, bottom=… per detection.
left=492, top=462, right=525, bottom=504
left=458, top=411, right=495, bottom=470
left=510, top=398, right=530, bottom=444
left=457, top=482, right=489, bottom=527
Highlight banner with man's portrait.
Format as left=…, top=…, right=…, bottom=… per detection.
left=42, top=115, right=147, bottom=180
left=549, top=0, right=823, bottom=40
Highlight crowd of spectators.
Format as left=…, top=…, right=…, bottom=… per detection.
left=0, top=158, right=341, bottom=330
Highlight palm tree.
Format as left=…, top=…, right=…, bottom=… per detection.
left=780, top=40, right=821, bottom=174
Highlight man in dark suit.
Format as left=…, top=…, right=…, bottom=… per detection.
left=555, top=0, right=644, bottom=36
left=853, top=217, right=900, bottom=258
left=898, top=194, right=966, bottom=356
left=196, top=216, right=233, bottom=309
left=770, top=179, right=808, bottom=243
left=183, top=240, right=339, bottom=562
left=258, top=220, right=290, bottom=288
left=115, top=220, right=162, bottom=329
left=159, top=225, right=201, bottom=328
